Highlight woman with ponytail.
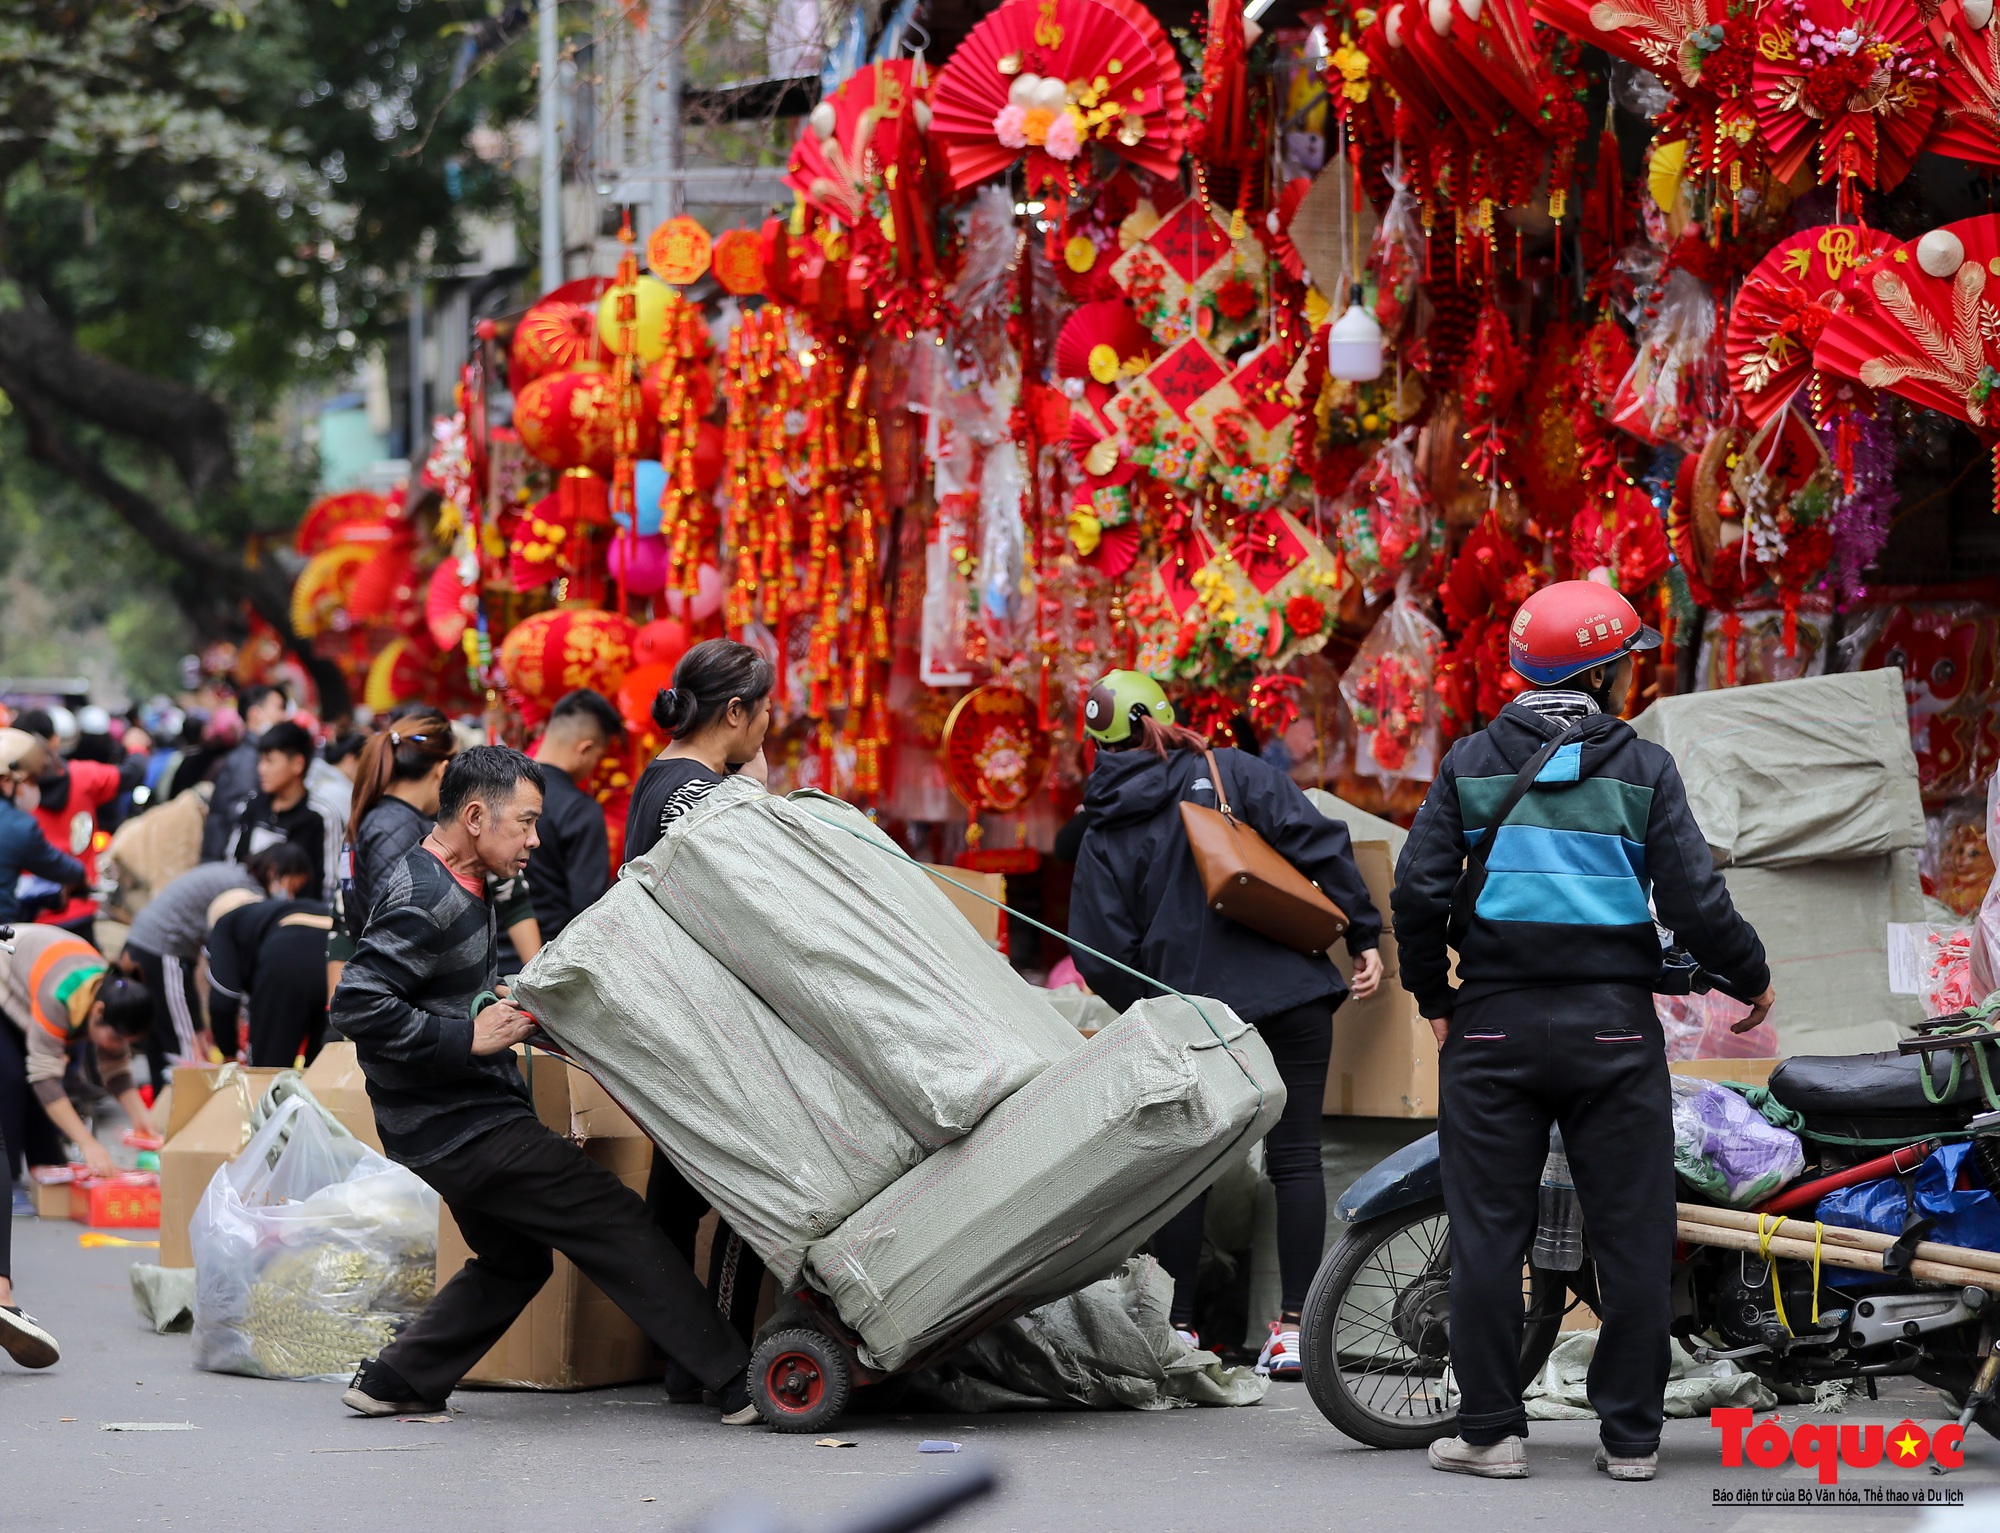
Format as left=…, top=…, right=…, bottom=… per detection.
left=622, top=638, right=776, bottom=863
left=329, top=714, right=543, bottom=983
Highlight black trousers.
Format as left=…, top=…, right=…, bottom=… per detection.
left=645, top=1149, right=767, bottom=1346
left=0, top=1021, right=65, bottom=1180
left=1155, top=998, right=1334, bottom=1324
left=1439, top=983, right=1674, bottom=1456
left=126, top=944, right=203, bottom=1082
left=376, top=1116, right=750, bottom=1402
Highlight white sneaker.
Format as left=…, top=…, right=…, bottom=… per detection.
left=0, top=1306, right=60, bottom=1369
left=1595, top=1446, right=1658, bottom=1481
left=1173, top=1326, right=1202, bottom=1352
left=1254, top=1321, right=1302, bottom=1379
left=1428, top=1435, right=1529, bottom=1479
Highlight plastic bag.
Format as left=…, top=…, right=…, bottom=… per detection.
left=1914, top=922, right=1977, bottom=1016
left=1819, top=1142, right=2000, bottom=1253
left=1670, top=1076, right=1805, bottom=1208
left=1656, top=989, right=1776, bottom=1061
left=1924, top=797, right=1995, bottom=918
left=1338, top=596, right=1444, bottom=783
left=192, top=1094, right=439, bottom=1382
left=1333, top=431, right=1440, bottom=599
left=1607, top=269, right=1720, bottom=446
left=1834, top=600, right=2000, bottom=806
left=1972, top=774, right=2000, bottom=1000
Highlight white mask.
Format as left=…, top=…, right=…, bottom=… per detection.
left=12, top=780, right=40, bottom=813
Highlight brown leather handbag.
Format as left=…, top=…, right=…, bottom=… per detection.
left=1178, top=748, right=1349, bottom=954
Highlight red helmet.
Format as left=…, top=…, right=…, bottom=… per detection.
left=1508, top=580, right=1663, bottom=687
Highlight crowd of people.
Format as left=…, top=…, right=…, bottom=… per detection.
left=0, top=585, right=1780, bottom=1472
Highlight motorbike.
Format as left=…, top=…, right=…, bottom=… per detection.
left=1298, top=1023, right=2000, bottom=1451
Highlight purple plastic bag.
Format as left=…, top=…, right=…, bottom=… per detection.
left=1670, top=1077, right=1805, bottom=1208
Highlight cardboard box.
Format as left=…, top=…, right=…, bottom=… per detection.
left=299, top=1042, right=384, bottom=1151
left=157, top=1067, right=282, bottom=1267
left=1325, top=839, right=1439, bottom=1118
left=436, top=1055, right=665, bottom=1390
left=71, top=1174, right=160, bottom=1228
left=29, top=1167, right=77, bottom=1219
left=922, top=864, right=1005, bottom=950
left=1669, top=1057, right=1781, bottom=1086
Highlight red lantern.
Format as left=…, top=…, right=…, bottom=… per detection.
left=691, top=420, right=724, bottom=494
left=513, top=370, right=661, bottom=476
left=614, top=662, right=676, bottom=736
left=632, top=617, right=692, bottom=671
left=558, top=468, right=613, bottom=528
left=498, top=608, right=638, bottom=709
left=508, top=278, right=613, bottom=393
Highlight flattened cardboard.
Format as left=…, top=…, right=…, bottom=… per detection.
left=921, top=864, right=1006, bottom=951
left=1324, top=839, right=1438, bottom=1119
left=436, top=1058, right=663, bottom=1391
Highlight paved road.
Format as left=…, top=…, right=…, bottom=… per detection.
left=4, top=1216, right=1998, bottom=1533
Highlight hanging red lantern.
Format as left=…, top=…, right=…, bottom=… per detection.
left=513, top=370, right=661, bottom=476
left=498, top=608, right=639, bottom=710
left=508, top=277, right=614, bottom=393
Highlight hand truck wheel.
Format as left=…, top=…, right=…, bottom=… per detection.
left=749, top=1327, right=852, bottom=1433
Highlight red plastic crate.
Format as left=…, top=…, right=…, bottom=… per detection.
left=70, top=1174, right=161, bottom=1229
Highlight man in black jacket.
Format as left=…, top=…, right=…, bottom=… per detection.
left=331, top=745, right=754, bottom=1422
left=526, top=688, right=622, bottom=941
left=1393, top=582, right=1773, bottom=1483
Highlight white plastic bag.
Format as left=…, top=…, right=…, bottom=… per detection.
left=191, top=1095, right=440, bottom=1382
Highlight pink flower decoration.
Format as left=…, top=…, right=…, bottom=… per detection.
left=994, top=104, right=1029, bottom=149
left=1044, top=109, right=1081, bottom=160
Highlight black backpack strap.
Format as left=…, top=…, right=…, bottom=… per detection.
left=1448, top=713, right=1605, bottom=948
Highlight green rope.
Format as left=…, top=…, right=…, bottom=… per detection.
left=799, top=809, right=1264, bottom=1107
left=1913, top=1015, right=2000, bottom=1113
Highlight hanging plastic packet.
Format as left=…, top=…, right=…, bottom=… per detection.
left=1608, top=269, right=1719, bottom=446
left=1339, top=596, right=1445, bottom=782
left=1334, top=429, right=1439, bottom=598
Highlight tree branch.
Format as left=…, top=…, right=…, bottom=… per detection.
left=0, top=275, right=239, bottom=499
left=0, top=358, right=350, bottom=718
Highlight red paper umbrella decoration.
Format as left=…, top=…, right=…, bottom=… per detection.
left=1727, top=224, right=1896, bottom=428
left=1753, top=0, right=1940, bottom=195
left=294, top=490, right=392, bottom=556
left=1923, top=3, right=2000, bottom=168
left=926, top=0, right=1186, bottom=193
left=509, top=279, right=613, bottom=394
left=1814, top=216, right=2000, bottom=433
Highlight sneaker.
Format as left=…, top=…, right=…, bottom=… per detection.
left=1173, top=1326, right=1202, bottom=1352
left=1254, top=1321, right=1303, bottom=1380
left=341, top=1359, right=441, bottom=1418
left=1595, top=1446, right=1659, bottom=1481
left=0, top=1306, right=59, bottom=1369
left=1428, top=1435, right=1529, bottom=1479
left=10, top=1186, right=34, bottom=1219
left=718, top=1372, right=762, bottom=1426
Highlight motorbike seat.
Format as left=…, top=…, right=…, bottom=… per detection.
left=1767, top=1050, right=1989, bottom=1116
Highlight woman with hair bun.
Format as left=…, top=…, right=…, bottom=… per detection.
left=621, top=637, right=777, bottom=1384
left=621, top=638, right=776, bottom=863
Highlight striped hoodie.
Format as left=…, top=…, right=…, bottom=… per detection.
left=330, top=845, right=533, bottom=1166
left=1391, top=700, right=1769, bottom=1018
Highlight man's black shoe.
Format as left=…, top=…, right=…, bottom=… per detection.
left=342, top=1358, right=442, bottom=1418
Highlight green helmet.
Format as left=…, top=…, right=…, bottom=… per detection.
left=1083, top=670, right=1175, bottom=745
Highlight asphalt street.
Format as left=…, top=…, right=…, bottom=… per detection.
left=6, top=1217, right=2000, bottom=1533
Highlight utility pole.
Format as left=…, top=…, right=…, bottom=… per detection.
left=538, top=0, right=563, bottom=289
left=650, top=0, right=684, bottom=228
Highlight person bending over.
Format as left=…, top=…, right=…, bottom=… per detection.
left=206, top=842, right=332, bottom=1067
left=331, top=745, right=754, bottom=1421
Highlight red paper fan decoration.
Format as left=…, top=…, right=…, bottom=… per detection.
left=926, top=0, right=1186, bottom=193
left=1753, top=0, right=1940, bottom=194
left=426, top=558, right=475, bottom=652
left=1727, top=224, right=1896, bottom=428
left=1269, top=177, right=1311, bottom=284
left=1527, top=0, right=1721, bottom=82
left=346, top=543, right=418, bottom=625
left=1814, top=216, right=2000, bottom=435
left=510, top=295, right=611, bottom=395
left=1080, top=520, right=1143, bottom=580
left=1924, top=5, right=2000, bottom=167
left=1054, top=301, right=1157, bottom=404
left=787, top=61, right=925, bottom=224
left=294, top=490, right=391, bottom=556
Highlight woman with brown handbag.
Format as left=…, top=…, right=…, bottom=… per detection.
left=1067, top=670, right=1384, bottom=1378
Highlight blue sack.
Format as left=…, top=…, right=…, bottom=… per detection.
left=1816, top=1144, right=2000, bottom=1254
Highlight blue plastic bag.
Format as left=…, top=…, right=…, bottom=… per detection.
left=1816, top=1143, right=2000, bottom=1254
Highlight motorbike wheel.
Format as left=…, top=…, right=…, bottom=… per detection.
left=1300, top=1195, right=1568, bottom=1450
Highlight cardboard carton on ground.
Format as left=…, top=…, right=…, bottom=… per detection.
left=1325, top=838, right=1438, bottom=1118
left=157, top=1066, right=283, bottom=1267
left=29, top=1167, right=77, bottom=1220
left=436, top=1054, right=664, bottom=1390
left=922, top=864, right=1005, bottom=950
left=299, top=1041, right=384, bottom=1151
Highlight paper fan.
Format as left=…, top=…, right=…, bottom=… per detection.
left=427, top=557, right=475, bottom=651
left=1054, top=300, right=1157, bottom=405
left=786, top=60, right=923, bottom=224
left=1815, top=215, right=2000, bottom=434
left=1923, top=3, right=2000, bottom=168
left=1727, top=224, right=1896, bottom=427
left=1528, top=0, right=1718, bottom=81
left=926, top=0, right=1186, bottom=192
left=1753, top=0, right=1940, bottom=192
left=294, top=490, right=390, bottom=556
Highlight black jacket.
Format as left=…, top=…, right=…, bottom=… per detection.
left=524, top=763, right=609, bottom=941
left=1391, top=701, right=1770, bottom=1018
left=1067, top=746, right=1381, bottom=1023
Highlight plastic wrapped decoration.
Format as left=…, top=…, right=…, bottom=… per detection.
left=1969, top=773, right=2000, bottom=1000
left=1333, top=429, right=1440, bottom=598
left=1339, top=597, right=1444, bottom=781
left=1656, top=989, right=1778, bottom=1061
left=1669, top=1077, right=1806, bottom=1209
left=1608, top=268, right=1720, bottom=446
left=1694, top=603, right=1832, bottom=689
left=1924, top=799, right=1996, bottom=918
left=1836, top=599, right=2000, bottom=805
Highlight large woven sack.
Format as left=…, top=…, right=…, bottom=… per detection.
left=805, top=996, right=1285, bottom=1373
left=105, top=785, right=208, bottom=919
left=625, top=777, right=1079, bottom=1149
left=512, top=878, right=924, bottom=1285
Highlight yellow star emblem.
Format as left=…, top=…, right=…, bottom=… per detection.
left=1892, top=1431, right=1922, bottom=1460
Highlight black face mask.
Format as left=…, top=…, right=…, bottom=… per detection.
left=37, top=766, right=70, bottom=814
